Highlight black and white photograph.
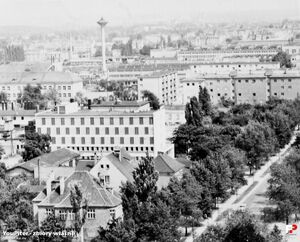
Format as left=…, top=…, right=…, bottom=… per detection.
left=0, top=0, right=300, bottom=241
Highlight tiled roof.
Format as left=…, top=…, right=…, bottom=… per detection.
left=105, top=149, right=135, bottom=182
left=0, top=110, right=37, bottom=117
left=8, top=148, right=80, bottom=172
left=0, top=71, right=82, bottom=85
left=37, top=171, right=121, bottom=208
left=154, top=154, right=185, bottom=174
left=91, top=101, right=149, bottom=107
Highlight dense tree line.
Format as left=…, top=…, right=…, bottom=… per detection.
left=171, top=88, right=300, bottom=231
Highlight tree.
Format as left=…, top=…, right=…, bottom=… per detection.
left=45, top=88, right=61, bottom=106
left=0, top=162, right=6, bottom=180
left=185, top=97, right=203, bottom=126
left=0, top=92, right=8, bottom=103
left=142, top=90, right=160, bottom=110
left=272, top=51, right=292, bottom=68
left=198, top=86, right=212, bottom=116
left=22, top=132, right=51, bottom=161
left=267, top=225, right=283, bottom=242
left=140, top=45, right=151, bottom=56
left=198, top=211, right=269, bottom=242
left=235, top=121, right=277, bottom=173
left=165, top=174, right=203, bottom=236
left=70, top=185, right=88, bottom=241
left=267, top=162, right=299, bottom=224
left=94, top=155, right=180, bottom=242
left=18, top=84, right=47, bottom=110
left=0, top=145, right=5, bottom=160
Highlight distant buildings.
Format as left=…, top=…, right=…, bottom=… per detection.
left=177, top=48, right=278, bottom=63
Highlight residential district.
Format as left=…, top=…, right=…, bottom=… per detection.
left=1, top=17, right=300, bottom=242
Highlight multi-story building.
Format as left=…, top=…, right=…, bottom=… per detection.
left=138, top=71, right=179, bottom=105
left=0, top=71, right=83, bottom=102
left=179, top=70, right=300, bottom=105
left=35, top=101, right=174, bottom=161
left=177, top=48, right=278, bottom=63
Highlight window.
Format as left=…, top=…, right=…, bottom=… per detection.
left=63, top=86, right=66, bottom=90
left=125, top=127, right=129, bottom=135
left=120, top=137, right=124, bottom=144
left=140, top=137, right=144, bottom=144
left=68, top=210, right=75, bottom=220
left=105, top=175, right=110, bottom=185
left=129, top=117, right=134, bottom=125
left=71, top=137, right=75, bottom=144
left=51, top=118, right=55, bottom=125
left=90, top=117, right=94, bottom=125
left=101, top=137, right=104, bottom=144
left=110, top=117, right=114, bottom=125
left=100, top=117, right=104, bottom=125
left=110, top=209, right=116, bottom=219
left=85, top=127, right=90, bottom=135
left=139, top=117, right=144, bottom=125
left=68, top=93, right=71, bottom=97
left=87, top=209, right=95, bottom=219
left=105, top=127, right=109, bottom=135
left=52, top=137, right=56, bottom=144
left=150, top=137, right=154, bottom=144
left=253, top=93, right=256, bottom=96
left=119, top=117, right=124, bottom=125
left=61, top=137, right=65, bottom=144
left=238, top=93, right=241, bottom=96
left=130, top=137, right=134, bottom=144
left=135, top=127, right=139, bottom=135
left=115, top=127, right=119, bottom=135
left=71, top=118, right=75, bottom=125
left=96, top=127, right=100, bottom=135
left=47, top=128, right=51, bottom=135
left=66, top=127, right=70, bottom=135
left=42, top=118, right=46, bottom=125
left=145, top=127, right=149, bottom=134
left=46, top=208, right=54, bottom=216
left=149, top=117, right=153, bottom=124
left=61, top=118, right=65, bottom=125
left=91, top=137, right=95, bottom=144
left=56, top=127, right=60, bottom=135
left=110, top=137, right=114, bottom=144
left=68, top=86, right=71, bottom=90
left=37, top=128, right=41, bottom=133
left=81, top=137, right=85, bottom=144
left=76, top=127, right=80, bottom=135
left=81, top=118, right=85, bottom=125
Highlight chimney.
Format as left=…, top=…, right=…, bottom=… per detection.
left=113, top=147, right=121, bottom=162
left=59, top=177, right=65, bottom=195
left=11, top=102, right=14, bottom=111
left=88, top=99, right=91, bottom=110
left=46, top=178, right=52, bottom=196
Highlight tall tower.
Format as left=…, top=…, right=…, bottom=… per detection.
left=97, top=17, right=108, bottom=74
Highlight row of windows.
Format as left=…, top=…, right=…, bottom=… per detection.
left=58, top=93, right=72, bottom=98
left=43, top=85, right=71, bottom=90
left=39, top=126, right=151, bottom=135
left=51, top=136, right=154, bottom=145
left=65, top=146, right=154, bottom=153
left=42, top=117, right=154, bottom=126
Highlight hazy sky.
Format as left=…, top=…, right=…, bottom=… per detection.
left=0, top=0, right=299, bottom=28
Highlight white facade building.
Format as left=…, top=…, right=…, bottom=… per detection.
left=35, top=102, right=174, bottom=161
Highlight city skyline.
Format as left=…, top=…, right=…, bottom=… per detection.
left=0, top=0, right=299, bottom=29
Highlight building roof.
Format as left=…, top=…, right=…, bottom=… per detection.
left=105, top=149, right=135, bottom=182
left=91, top=101, right=149, bottom=108
left=35, top=108, right=156, bottom=117
left=165, top=105, right=185, bottom=111
left=37, top=171, right=121, bottom=208
left=0, top=110, right=37, bottom=117
left=76, top=160, right=95, bottom=171
left=176, top=157, right=192, bottom=169
left=154, top=154, right=185, bottom=174
left=0, top=62, right=51, bottom=73
left=7, top=148, right=80, bottom=172
left=0, top=71, right=82, bottom=85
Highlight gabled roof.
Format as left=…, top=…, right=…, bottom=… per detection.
left=37, top=171, right=121, bottom=208
left=154, top=154, right=185, bottom=174
left=8, top=148, right=80, bottom=172
left=90, top=148, right=135, bottom=183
